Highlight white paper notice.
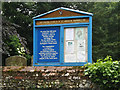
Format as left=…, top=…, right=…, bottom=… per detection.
left=77, top=51, right=86, bottom=62
left=65, top=41, right=74, bottom=54
left=65, top=54, right=76, bottom=62
left=75, top=28, right=85, bottom=40
left=65, top=28, right=74, bottom=40
left=77, top=40, right=86, bottom=51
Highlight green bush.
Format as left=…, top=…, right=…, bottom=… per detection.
left=84, top=56, right=120, bottom=90
left=6, top=35, right=21, bottom=55
left=6, top=35, right=32, bottom=65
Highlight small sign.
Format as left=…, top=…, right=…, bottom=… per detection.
left=36, top=18, right=89, bottom=25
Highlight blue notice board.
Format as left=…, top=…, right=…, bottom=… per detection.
left=36, top=27, right=60, bottom=62
left=33, top=7, right=93, bottom=66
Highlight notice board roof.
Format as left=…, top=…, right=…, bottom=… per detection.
left=33, top=7, right=93, bottom=19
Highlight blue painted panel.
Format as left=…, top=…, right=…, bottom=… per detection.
left=89, top=16, right=92, bottom=63
left=34, top=62, right=88, bottom=66
left=35, top=23, right=89, bottom=28
left=36, top=27, right=60, bottom=62
left=33, top=19, right=37, bottom=66
left=35, top=16, right=90, bottom=21
left=60, top=26, right=64, bottom=63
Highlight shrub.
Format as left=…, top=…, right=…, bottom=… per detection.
left=84, top=56, right=120, bottom=90
left=6, top=35, right=21, bottom=55
left=6, top=35, right=31, bottom=65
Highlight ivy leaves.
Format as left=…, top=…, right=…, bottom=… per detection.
left=84, top=56, right=120, bottom=90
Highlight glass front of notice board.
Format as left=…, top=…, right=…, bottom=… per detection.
left=64, top=27, right=88, bottom=62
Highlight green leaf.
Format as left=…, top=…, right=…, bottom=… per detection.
left=115, top=80, right=119, bottom=83
left=84, top=72, right=88, bottom=75
left=103, top=80, right=108, bottom=84
left=103, top=74, right=106, bottom=76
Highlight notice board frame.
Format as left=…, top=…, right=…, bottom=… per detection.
left=33, top=16, right=92, bottom=66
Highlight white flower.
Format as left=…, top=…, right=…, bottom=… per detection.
left=17, top=48, right=19, bottom=50
left=23, top=49, right=25, bottom=52
left=21, top=47, right=24, bottom=50
left=18, top=51, right=21, bottom=53
left=21, top=47, right=25, bottom=52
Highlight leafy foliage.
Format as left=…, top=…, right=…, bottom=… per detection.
left=5, top=35, right=21, bottom=56
left=5, top=35, right=31, bottom=65
left=84, top=56, right=120, bottom=90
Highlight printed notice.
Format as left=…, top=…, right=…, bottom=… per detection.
left=65, top=41, right=74, bottom=54
left=65, top=54, right=76, bottom=62
left=37, top=27, right=60, bottom=62
left=75, top=28, right=85, bottom=40
left=77, top=51, right=86, bottom=62
left=39, top=46, right=58, bottom=60
left=65, top=28, right=74, bottom=40
left=77, top=40, right=85, bottom=51
left=40, top=30, right=57, bottom=44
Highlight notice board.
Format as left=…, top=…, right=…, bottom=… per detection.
left=33, top=7, right=93, bottom=66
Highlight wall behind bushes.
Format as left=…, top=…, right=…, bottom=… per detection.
left=1, top=66, right=99, bottom=90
